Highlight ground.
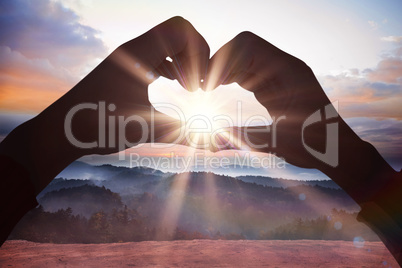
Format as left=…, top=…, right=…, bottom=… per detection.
left=0, top=240, right=398, bottom=267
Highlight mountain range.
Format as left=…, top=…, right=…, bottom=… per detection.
left=11, top=161, right=377, bottom=243
left=52, top=161, right=338, bottom=192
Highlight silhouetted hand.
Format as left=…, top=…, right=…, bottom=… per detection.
left=62, top=16, right=210, bottom=155
left=206, top=31, right=394, bottom=190
left=206, top=32, right=401, bottom=264
left=0, top=16, right=210, bottom=193
left=0, top=19, right=400, bottom=265
left=206, top=31, right=342, bottom=168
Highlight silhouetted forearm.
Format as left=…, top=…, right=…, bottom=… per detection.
left=241, top=121, right=402, bottom=264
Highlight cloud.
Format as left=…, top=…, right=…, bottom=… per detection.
left=365, top=58, right=402, bottom=84
left=0, top=46, right=73, bottom=82
left=0, top=0, right=107, bottom=72
left=0, top=0, right=108, bottom=112
left=381, top=36, right=402, bottom=43
left=0, top=45, right=76, bottom=111
left=320, top=48, right=402, bottom=120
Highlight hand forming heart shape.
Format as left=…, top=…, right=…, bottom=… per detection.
left=57, top=16, right=350, bottom=171
left=31, top=16, right=369, bottom=194
left=3, top=17, right=400, bottom=265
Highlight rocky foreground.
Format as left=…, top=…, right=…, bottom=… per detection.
left=0, top=240, right=398, bottom=267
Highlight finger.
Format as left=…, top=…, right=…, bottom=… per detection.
left=205, top=32, right=255, bottom=91
left=206, top=31, right=292, bottom=92
left=154, top=56, right=203, bottom=90
left=123, top=17, right=210, bottom=90
left=166, top=18, right=210, bottom=91
left=154, top=60, right=176, bottom=80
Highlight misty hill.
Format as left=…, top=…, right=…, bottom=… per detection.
left=58, top=161, right=330, bottom=183
left=101, top=171, right=165, bottom=198
left=39, top=184, right=123, bottom=218
left=11, top=169, right=379, bottom=244
left=37, top=178, right=96, bottom=199
left=56, top=161, right=170, bottom=180
left=189, top=163, right=328, bottom=181
left=134, top=172, right=357, bottom=224
left=236, top=175, right=340, bottom=189
left=52, top=162, right=338, bottom=194
left=37, top=172, right=361, bottom=239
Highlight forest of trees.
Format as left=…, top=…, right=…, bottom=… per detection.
left=9, top=203, right=378, bottom=243
left=9, top=205, right=227, bottom=243
left=8, top=170, right=380, bottom=244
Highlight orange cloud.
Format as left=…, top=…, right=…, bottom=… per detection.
left=320, top=53, right=402, bottom=120
left=366, top=58, right=402, bottom=84
left=0, top=46, right=75, bottom=112
left=0, top=83, right=66, bottom=112
left=0, top=0, right=107, bottom=113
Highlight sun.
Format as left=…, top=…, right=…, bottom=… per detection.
left=181, top=89, right=222, bottom=126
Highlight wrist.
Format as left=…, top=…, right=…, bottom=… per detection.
left=0, top=118, right=38, bottom=192
left=317, top=120, right=397, bottom=205
left=0, top=110, right=84, bottom=195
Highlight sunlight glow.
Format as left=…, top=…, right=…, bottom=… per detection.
left=117, top=44, right=278, bottom=234
left=156, top=173, right=190, bottom=240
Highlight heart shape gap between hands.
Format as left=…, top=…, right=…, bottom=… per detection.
left=149, top=77, right=272, bottom=131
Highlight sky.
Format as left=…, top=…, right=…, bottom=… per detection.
left=0, top=0, right=401, bottom=176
